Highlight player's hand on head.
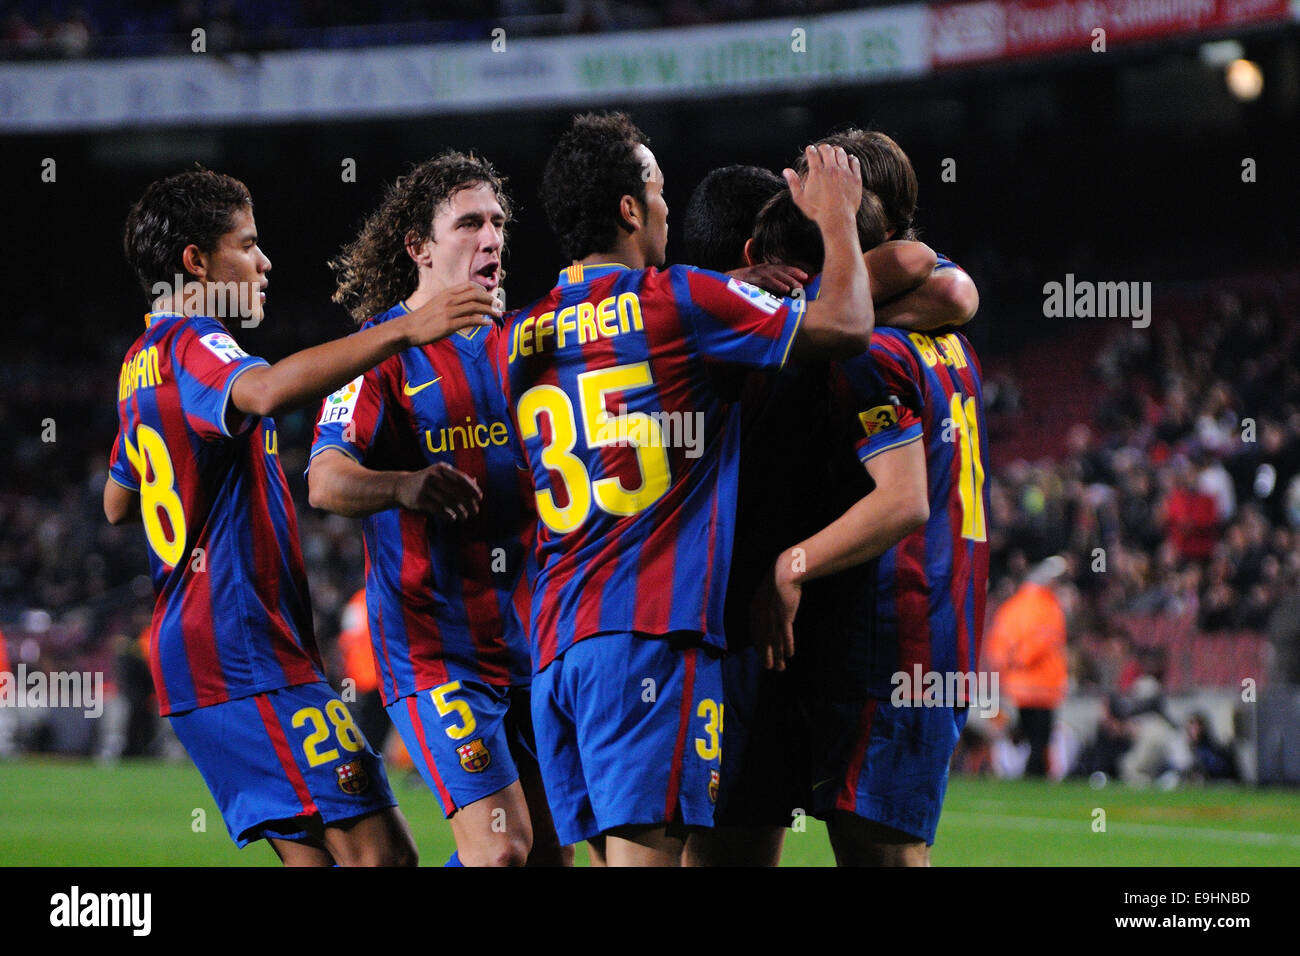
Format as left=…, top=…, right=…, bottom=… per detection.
left=752, top=554, right=802, bottom=671
left=395, top=463, right=483, bottom=521
left=726, top=263, right=809, bottom=297
left=784, top=144, right=862, bottom=228
left=402, top=282, right=500, bottom=347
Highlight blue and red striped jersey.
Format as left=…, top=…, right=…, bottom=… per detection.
left=828, top=323, right=990, bottom=696
left=309, top=303, right=533, bottom=705
left=497, top=262, right=805, bottom=672
left=108, top=312, right=322, bottom=716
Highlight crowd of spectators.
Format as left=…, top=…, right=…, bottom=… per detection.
left=1, top=0, right=888, bottom=59
left=988, top=290, right=1300, bottom=653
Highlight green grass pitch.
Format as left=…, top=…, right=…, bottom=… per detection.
left=3, top=756, right=1299, bottom=866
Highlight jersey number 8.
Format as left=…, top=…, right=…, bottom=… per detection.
left=122, top=424, right=188, bottom=568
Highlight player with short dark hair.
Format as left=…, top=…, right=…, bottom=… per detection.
left=106, top=167, right=498, bottom=865
left=682, top=165, right=785, bottom=273
left=308, top=151, right=568, bottom=867
left=681, top=134, right=979, bottom=867
left=500, top=111, right=875, bottom=866
left=751, top=141, right=990, bottom=866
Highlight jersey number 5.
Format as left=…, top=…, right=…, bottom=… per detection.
left=122, top=424, right=188, bottom=568
left=517, top=361, right=671, bottom=534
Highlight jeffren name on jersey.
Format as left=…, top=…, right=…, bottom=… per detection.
left=508, top=291, right=644, bottom=363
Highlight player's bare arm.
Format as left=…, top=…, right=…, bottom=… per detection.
left=230, top=282, right=499, bottom=419
left=876, top=263, right=979, bottom=331
left=752, top=437, right=928, bottom=670
left=784, top=145, right=873, bottom=359
left=103, top=477, right=139, bottom=525
left=307, top=448, right=482, bottom=521
left=864, top=240, right=938, bottom=305
left=726, top=261, right=810, bottom=296
left=737, top=241, right=936, bottom=306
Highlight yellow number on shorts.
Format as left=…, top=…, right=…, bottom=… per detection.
left=431, top=681, right=477, bottom=741
left=517, top=362, right=672, bottom=535
left=292, top=707, right=339, bottom=767
left=695, top=698, right=723, bottom=761
left=948, top=393, right=987, bottom=542
left=324, top=699, right=365, bottom=752
left=121, top=424, right=187, bottom=568
left=292, top=701, right=364, bottom=767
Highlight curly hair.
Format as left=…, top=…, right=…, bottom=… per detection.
left=540, top=111, right=649, bottom=262
left=330, top=151, right=512, bottom=324
left=123, top=167, right=252, bottom=298
left=796, top=129, right=918, bottom=241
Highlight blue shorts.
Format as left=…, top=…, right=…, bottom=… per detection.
left=386, top=680, right=532, bottom=817
left=531, top=632, right=723, bottom=847
left=812, top=698, right=967, bottom=845
left=169, top=681, right=397, bottom=848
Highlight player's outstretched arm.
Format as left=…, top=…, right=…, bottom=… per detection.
left=103, top=478, right=139, bottom=525
left=307, top=448, right=482, bottom=521
left=734, top=244, right=935, bottom=305
left=784, top=145, right=873, bottom=360
left=864, top=240, right=938, bottom=304
left=231, top=282, right=500, bottom=419
left=752, top=438, right=928, bottom=670
left=876, top=262, right=979, bottom=331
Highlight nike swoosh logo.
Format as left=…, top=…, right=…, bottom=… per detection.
left=403, top=377, right=442, bottom=396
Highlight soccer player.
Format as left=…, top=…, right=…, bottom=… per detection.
left=307, top=152, right=568, bottom=867
left=683, top=134, right=980, bottom=867
left=105, top=168, right=499, bottom=865
left=498, top=111, right=874, bottom=866
left=749, top=167, right=990, bottom=867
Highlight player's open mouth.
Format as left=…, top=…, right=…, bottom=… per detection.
left=472, top=262, right=500, bottom=290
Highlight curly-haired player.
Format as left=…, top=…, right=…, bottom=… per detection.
left=309, top=151, right=569, bottom=867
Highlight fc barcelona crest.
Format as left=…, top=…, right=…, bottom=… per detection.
left=335, top=759, right=371, bottom=795
left=457, top=738, right=492, bottom=773
left=708, top=769, right=720, bottom=804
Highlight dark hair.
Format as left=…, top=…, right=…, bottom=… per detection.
left=797, top=128, right=918, bottom=240
left=540, top=111, right=649, bottom=262
left=122, top=167, right=252, bottom=298
left=750, top=187, right=889, bottom=272
left=682, top=165, right=785, bottom=272
left=330, top=150, right=512, bottom=324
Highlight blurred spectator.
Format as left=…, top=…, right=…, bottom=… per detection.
left=1161, top=458, right=1219, bottom=563
left=334, top=587, right=388, bottom=751
left=1112, top=665, right=1190, bottom=786
left=983, top=556, right=1070, bottom=777
left=1184, top=712, right=1238, bottom=782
